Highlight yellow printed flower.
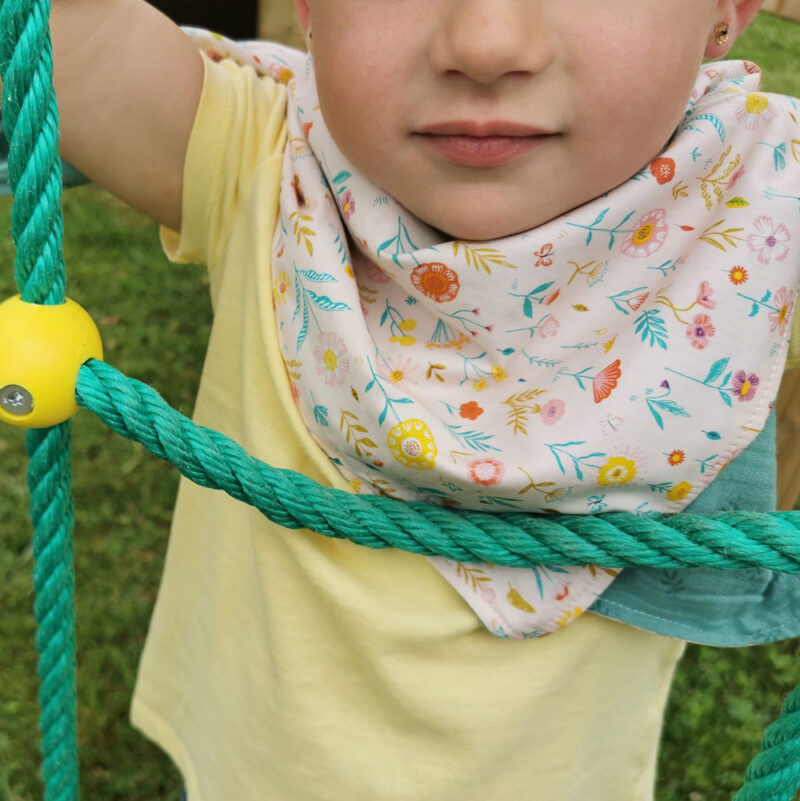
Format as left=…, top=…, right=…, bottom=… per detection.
left=387, top=419, right=438, bottom=470
left=735, top=92, right=779, bottom=130
left=398, top=318, right=417, bottom=332
left=491, top=365, right=509, bottom=382
left=390, top=334, right=416, bottom=346
left=272, top=271, right=292, bottom=305
left=473, top=378, right=489, bottom=392
left=666, top=481, right=693, bottom=502
left=556, top=607, right=584, bottom=629
left=597, top=456, right=637, bottom=486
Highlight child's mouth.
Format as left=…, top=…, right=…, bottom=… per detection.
left=416, top=121, right=554, bottom=168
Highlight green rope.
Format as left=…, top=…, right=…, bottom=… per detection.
left=0, top=1, right=79, bottom=800
left=1, top=0, right=800, bottom=797
left=76, top=358, right=800, bottom=572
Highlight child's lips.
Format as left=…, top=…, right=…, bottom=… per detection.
left=416, top=121, right=555, bottom=167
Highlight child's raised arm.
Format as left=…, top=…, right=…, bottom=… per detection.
left=1, top=0, right=204, bottom=233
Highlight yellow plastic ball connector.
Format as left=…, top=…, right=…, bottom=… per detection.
left=0, top=296, right=103, bottom=428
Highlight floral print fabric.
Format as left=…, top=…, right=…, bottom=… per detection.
left=182, top=29, right=800, bottom=638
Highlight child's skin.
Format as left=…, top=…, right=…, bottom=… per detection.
left=0, top=0, right=762, bottom=242
left=295, top=0, right=763, bottom=240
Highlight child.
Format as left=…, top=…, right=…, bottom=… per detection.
left=21, top=0, right=800, bottom=797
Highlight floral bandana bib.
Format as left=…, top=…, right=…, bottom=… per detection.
left=184, top=29, right=800, bottom=639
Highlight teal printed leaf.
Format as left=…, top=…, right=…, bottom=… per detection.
left=706, top=430, right=722, bottom=440
left=721, top=372, right=732, bottom=388
left=297, top=298, right=310, bottom=350
left=688, top=112, right=726, bottom=143
left=447, top=425, right=500, bottom=452
left=307, top=290, right=351, bottom=312
left=774, top=142, right=787, bottom=171
left=761, top=290, right=772, bottom=304
left=523, top=297, right=533, bottom=319
left=332, top=171, right=352, bottom=185
left=313, top=405, right=329, bottom=426
left=704, top=358, right=730, bottom=385
left=655, top=400, right=690, bottom=419
left=364, top=379, right=375, bottom=393
left=650, top=408, right=664, bottom=429
left=592, top=208, right=610, bottom=226
left=299, top=270, right=337, bottom=282
left=720, top=390, right=732, bottom=407
left=749, top=303, right=759, bottom=318
left=634, top=309, right=669, bottom=349
left=530, top=281, right=554, bottom=296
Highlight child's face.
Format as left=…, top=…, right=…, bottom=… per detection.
left=298, top=0, right=739, bottom=241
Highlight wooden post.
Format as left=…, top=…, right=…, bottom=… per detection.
left=761, top=0, right=800, bottom=21
left=258, top=0, right=304, bottom=47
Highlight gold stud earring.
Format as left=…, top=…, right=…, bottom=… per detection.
left=715, top=20, right=730, bottom=45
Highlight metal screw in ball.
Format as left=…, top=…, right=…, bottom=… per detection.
left=0, top=384, right=33, bottom=415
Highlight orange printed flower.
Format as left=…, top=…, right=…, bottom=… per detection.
left=593, top=360, right=622, bottom=404
left=650, top=157, right=676, bottom=185
left=667, top=449, right=685, bottom=466
left=729, top=266, right=748, bottom=285
left=411, top=262, right=460, bottom=303
left=459, top=401, right=484, bottom=420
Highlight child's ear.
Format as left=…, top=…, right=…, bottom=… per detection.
left=705, top=0, right=763, bottom=58
left=293, top=0, right=311, bottom=38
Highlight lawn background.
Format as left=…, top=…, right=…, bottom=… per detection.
left=1, top=9, right=799, bottom=801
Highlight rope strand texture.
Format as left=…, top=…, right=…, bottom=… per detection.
left=75, top=357, right=800, bottom=799
left=76, top=358, right=800, bottom=572
left=0, top=0, right=80, bottom=799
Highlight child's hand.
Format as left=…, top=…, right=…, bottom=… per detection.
left=2, top=0, right=204, bottom=233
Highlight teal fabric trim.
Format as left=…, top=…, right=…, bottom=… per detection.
left=592, top=411, right=800, bottom=646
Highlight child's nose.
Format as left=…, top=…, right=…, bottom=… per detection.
left=429, top=0, right=553, bottom=85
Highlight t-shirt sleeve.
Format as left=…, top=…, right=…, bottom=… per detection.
left=158, top=51, right=287, bottom=268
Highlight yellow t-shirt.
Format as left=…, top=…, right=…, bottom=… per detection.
left=131, top=52, right=686, bottom=801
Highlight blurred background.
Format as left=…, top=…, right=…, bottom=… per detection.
left=0, top=4, right=799, bottom=801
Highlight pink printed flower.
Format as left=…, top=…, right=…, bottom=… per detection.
left=768, top=287, right=795, bottom=337
left=314, top=332, right=350, bottom=385
left=726, top=166, right=746, bottom=191
left=539, top=316, right=559, bottom=338
left=355, top=251, right=391, bottom=284
left=696, top=281, right=715, bottom=310
left=733, top=92, right=779, bottom=130
left=686, top=314, right=716, bottom=350
left=378, top=355, right=421, bottom=390
left=731, top=370, right=759, bottom=402
left=540, top=399, right=565, bottom=426
left=621, top=209, right=668, bottom=258
left=747, top=216, right=791, bottom=264
left=467, top=458, right=506, bottom=486
left=340, top=189, right=356, bottom=220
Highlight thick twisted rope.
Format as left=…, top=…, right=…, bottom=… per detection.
left=0, top=1, right=79, bottom=800
left=77, top=358, right=800, bottom=572
left=2, top=0, right=800, bottom=798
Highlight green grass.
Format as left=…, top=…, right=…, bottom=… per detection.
left=0, top=10, right=799, bottom=801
